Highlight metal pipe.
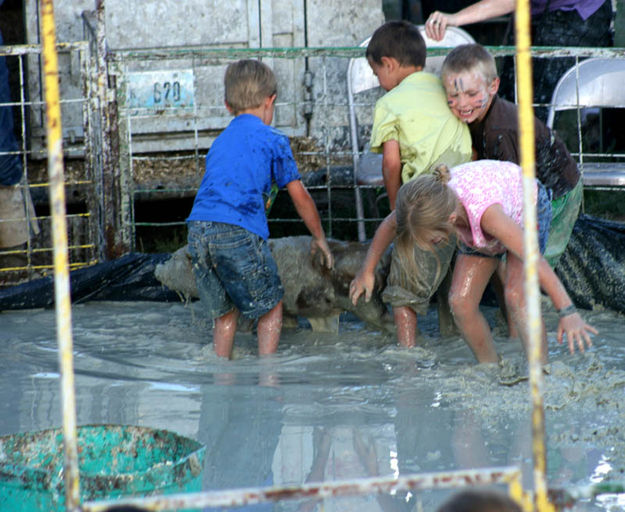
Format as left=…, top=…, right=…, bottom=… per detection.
left=82, top=466, right=523, bottom=511
left=514, top=2, right=553, bottom=512
left=39, top=0, right=81, bottom=511
left=347, top=57, right=367, bottom=242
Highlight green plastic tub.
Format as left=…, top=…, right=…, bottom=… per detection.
left=0, top=424, right=205, bottom=511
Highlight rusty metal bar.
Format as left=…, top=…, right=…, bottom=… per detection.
left=82, top=466, right=523, bottom=512
left=95, top=0, right=126, bottom=258
left=514, top=2, right=553, bottom=512
left=0, top=41, right=86, bottom=57
left=39, top=0, right=81, bottom=511
left=81, top=37, right=100, bottom=266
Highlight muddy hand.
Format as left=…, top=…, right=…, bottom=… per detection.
left=557, top=313, right=598, bottom=354
left=425, top=11, right=451, bottom=41
left=349, top=271, right=374, bottom=306
left=311, top=236, right=334, bottom=270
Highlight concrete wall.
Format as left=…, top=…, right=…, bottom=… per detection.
left=24, top=0, right=385, bottom=154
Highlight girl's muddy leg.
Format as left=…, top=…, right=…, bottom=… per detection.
left=505, top=256, right=548, bottom=364
left=449, top=254, right=500, bottom=363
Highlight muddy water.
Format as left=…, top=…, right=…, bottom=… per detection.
left=1, top=300, right=625, bottom=511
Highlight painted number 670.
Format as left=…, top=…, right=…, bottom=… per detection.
left=153, top=81, right=181, bottom=103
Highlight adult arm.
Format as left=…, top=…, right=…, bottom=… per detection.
left=349, top=211, right=397, bottom=304
left=425, top=0, right=515, bottom=41
left=480, top=204, right=597, bottom=353
left=286, top=180, right=334, bottom=269
left=382, top=139, right=402, bottom=210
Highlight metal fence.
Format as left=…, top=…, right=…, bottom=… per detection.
left=108, top=46, right=384, bottom=253
left=0, top=40, right=102, bottom=288
left=2, top=43, right=625, bottom=287
left=110, top=45, right=625, bottom=251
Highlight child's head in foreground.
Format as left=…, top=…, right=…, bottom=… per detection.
left=224, top=59, right=277, bottom=117
left=436, top=489, right=523, bottom=512
left=440, top=43, right=500, bottom=124
left=366, top=20, right=426, bottom=91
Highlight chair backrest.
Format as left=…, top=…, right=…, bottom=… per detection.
left=546, top=58, right=625, bottom=129
left=347, top=26, right=475, bottom=96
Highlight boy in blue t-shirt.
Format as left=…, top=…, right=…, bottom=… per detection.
left=187, top=59, right=333, bottom=359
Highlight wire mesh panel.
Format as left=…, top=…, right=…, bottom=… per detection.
left=109, top=45, right=625, bottom=255
left=0, top=41, right=100, bottom=287
left=110, top=46, right=388, bottom=252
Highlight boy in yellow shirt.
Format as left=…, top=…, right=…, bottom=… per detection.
left=353, top=21, right=472, bottom=346
left=367, top=20, right=472, bottom=209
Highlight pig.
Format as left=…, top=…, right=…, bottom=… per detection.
left=154, top=236, right=394, bottom=333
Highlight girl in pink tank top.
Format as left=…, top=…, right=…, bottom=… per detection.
left=350, top=160, right=596, bottom=364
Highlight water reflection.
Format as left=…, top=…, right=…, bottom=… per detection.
left=0, top=300, right=624, bottom=511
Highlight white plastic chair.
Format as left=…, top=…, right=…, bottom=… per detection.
left=546, top=58, right=625, bottom=188
left=347, top=26, right=475, bottom=240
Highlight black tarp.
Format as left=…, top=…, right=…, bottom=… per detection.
left=556, top=214, right=625, bottom=313
left=1, top=215, right=624, bottom=315
left=0, top=253, right=179, bottom=310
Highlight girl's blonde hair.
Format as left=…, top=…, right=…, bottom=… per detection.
left=395, top=164, right=457, bottom=282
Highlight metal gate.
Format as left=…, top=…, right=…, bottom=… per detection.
left=0, top=39, right=102, bottom=287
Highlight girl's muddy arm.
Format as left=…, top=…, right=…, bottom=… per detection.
left=349, top=211, right=397, bottom=304
left=481, top=204, right=597, bottom=353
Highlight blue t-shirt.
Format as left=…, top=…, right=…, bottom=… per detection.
left=187, top=114, right=300, bottom=240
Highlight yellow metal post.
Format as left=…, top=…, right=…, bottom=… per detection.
left=40, top=1, right=81, bottom=510
left=514, top=1, right=554, bottom=512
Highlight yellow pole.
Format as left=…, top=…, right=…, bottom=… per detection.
left=40, top=1, right=81, bottom=510
left=514, top=2, right=554, bottom=512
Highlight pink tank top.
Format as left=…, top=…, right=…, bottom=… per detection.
left=448, top=160, right=537, bottom=254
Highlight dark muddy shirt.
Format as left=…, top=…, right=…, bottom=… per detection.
left=469, top=95, right=580, bottom=200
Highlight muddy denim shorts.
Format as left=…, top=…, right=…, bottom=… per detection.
left=187, top=221, right=283, bottom=320
left=458, top=181, right=552, bottom=258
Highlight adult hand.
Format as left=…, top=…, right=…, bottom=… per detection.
left=349, top=270, right=375, bottom=305
left=311, top=236, right=334, bottom=270
left=424, top=11, right=454, bottom=41
left=557, top=312, right=598, bottom=354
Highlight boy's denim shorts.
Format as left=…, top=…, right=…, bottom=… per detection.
left=187, top=221, right=284, bottom=320
left=458, top=181, right=552, bottom=258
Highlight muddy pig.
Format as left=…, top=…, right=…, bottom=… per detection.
left=154, top=236, right=394, bottom=333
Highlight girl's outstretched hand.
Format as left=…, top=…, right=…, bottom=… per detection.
left=349, top=270, right=375, bottom=305
left=557, top=312, right=598, bottom=354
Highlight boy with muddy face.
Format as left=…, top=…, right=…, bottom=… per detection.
left=186, top=59, right=333, bottom=359
left=440, top=43, right=582, bottom=269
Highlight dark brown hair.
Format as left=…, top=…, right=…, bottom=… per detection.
left=366, top=20, right=426, bottom=68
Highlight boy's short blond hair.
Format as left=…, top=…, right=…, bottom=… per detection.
left=224, top=59, right=277, bottom=115
left=441, top=43, right=498, bottom=84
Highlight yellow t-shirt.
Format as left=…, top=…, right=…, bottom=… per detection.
left=370, top=71, right=472, bottom=183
